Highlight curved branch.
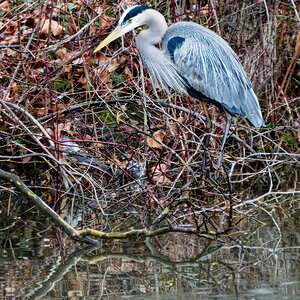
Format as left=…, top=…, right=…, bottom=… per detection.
left=0, top=168, right=99, bottom=245
left=36, top=98, right=257, bottom=154
left=77, top=226, right=215, bottom=240
left=0, top=168, right=216, bottom=245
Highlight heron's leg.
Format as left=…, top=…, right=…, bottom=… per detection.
left=217, top=112, right=232, bottom=168
left=201, top=102, right=212, bottom=171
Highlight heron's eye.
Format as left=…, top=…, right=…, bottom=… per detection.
left=128, top=18, right=133, bottom=23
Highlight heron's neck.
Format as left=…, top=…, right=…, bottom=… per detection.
left=135, top=9, right=168, bottom=47
left=133, top=10, right=186, bottom=94
left=135, top=10, right=168, bottom=68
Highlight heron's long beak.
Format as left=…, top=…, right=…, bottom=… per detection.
left=94, top=26, right=126, bottom=53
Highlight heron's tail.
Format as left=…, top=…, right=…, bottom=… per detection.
left=242, top=89, right=265, bottom=128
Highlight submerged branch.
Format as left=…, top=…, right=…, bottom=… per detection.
left=77, top=226, right=215, bottom=240
left=0, top=168, right=99, bottom=245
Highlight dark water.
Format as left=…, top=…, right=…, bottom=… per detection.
left=1, top=201, right=299, bottom=299
left=1, top=167, right=299, bottom=299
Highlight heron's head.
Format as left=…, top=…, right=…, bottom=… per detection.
left=94, top=5, right=164, bottom=53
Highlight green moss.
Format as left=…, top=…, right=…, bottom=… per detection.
left=48, top=51, right=57, bottom=60
left=284, top=135, right=294, bottom=145
left=53, top=77, right=70, bottom=90
left=111, top=71, right=125, bottom=85
left=97, top=110, right=117, bottom=125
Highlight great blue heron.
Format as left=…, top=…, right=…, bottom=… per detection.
left=94, top=5, right=264, bottom=168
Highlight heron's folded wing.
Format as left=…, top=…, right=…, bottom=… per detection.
left=163, top=23, right=264, bottom=127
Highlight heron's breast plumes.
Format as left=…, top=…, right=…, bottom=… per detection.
left=137, top=44, right=187, bottom=94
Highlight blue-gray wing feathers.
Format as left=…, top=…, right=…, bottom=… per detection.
left=163, top=22, right=264, bottom=127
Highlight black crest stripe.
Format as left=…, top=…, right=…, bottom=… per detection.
left=122, top=5, right=153, bottom=23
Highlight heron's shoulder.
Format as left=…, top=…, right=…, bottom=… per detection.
left=165, top=22, right=214, bottom=37
left=164, top=21, right=228, bottom=51
left=164, top=21, right=238, bottom=62
left=163, top=22, right=210, bottom=58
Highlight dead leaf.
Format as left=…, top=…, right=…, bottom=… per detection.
left=12, top=82, right=18, bottom=91
left=100, top=16, right=114, bottom=28
left=55, top=48, right=72, bottom=63
left=98, top=69, right=111, bottom=84
left=95, top=6, right=103, bottom=14
left=57, top=114, right=65, bottom=121
left=51, top=20, right=64, bottom=36
left=107, top=57, right=119, bottom=72
left=119, top=56, right=127, bottom=65
left=97, top=54, right=119, bottom=73
left=119, top=124, right=134, bottom=133
left=45, top=171, right=51, bottom=181
left=22, top=156, right=32, bottom=163
left=0, top=1, right=9, bottom=12
left=39, top=19, right=50, bottom=35
left=146, top=130, right=166, bottom=149
left=39, top=19, right=64, bottom=37
left=67, top=16, right=78, bottom=36
left=170, top=116, right=185, bottom=134
left=36, top=108, right=46, bottom=115
left=116, top=112, right=120, bottom=124
left=97, top=54, right=109, bottom=66
left=149, top=163, right=171, bottom=184
left=64, top=65, right=72, bottom=73
left=123, top=65, right=133, bottom=81
left=49, top=103, right=65, bottom=113
left=200, top=5, right=209, bottom=16
left=78, top=76, right=87, bottom=84
left=73, top=57, right=84, bottom=64
left=62, top=121, right=73, bottom=135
